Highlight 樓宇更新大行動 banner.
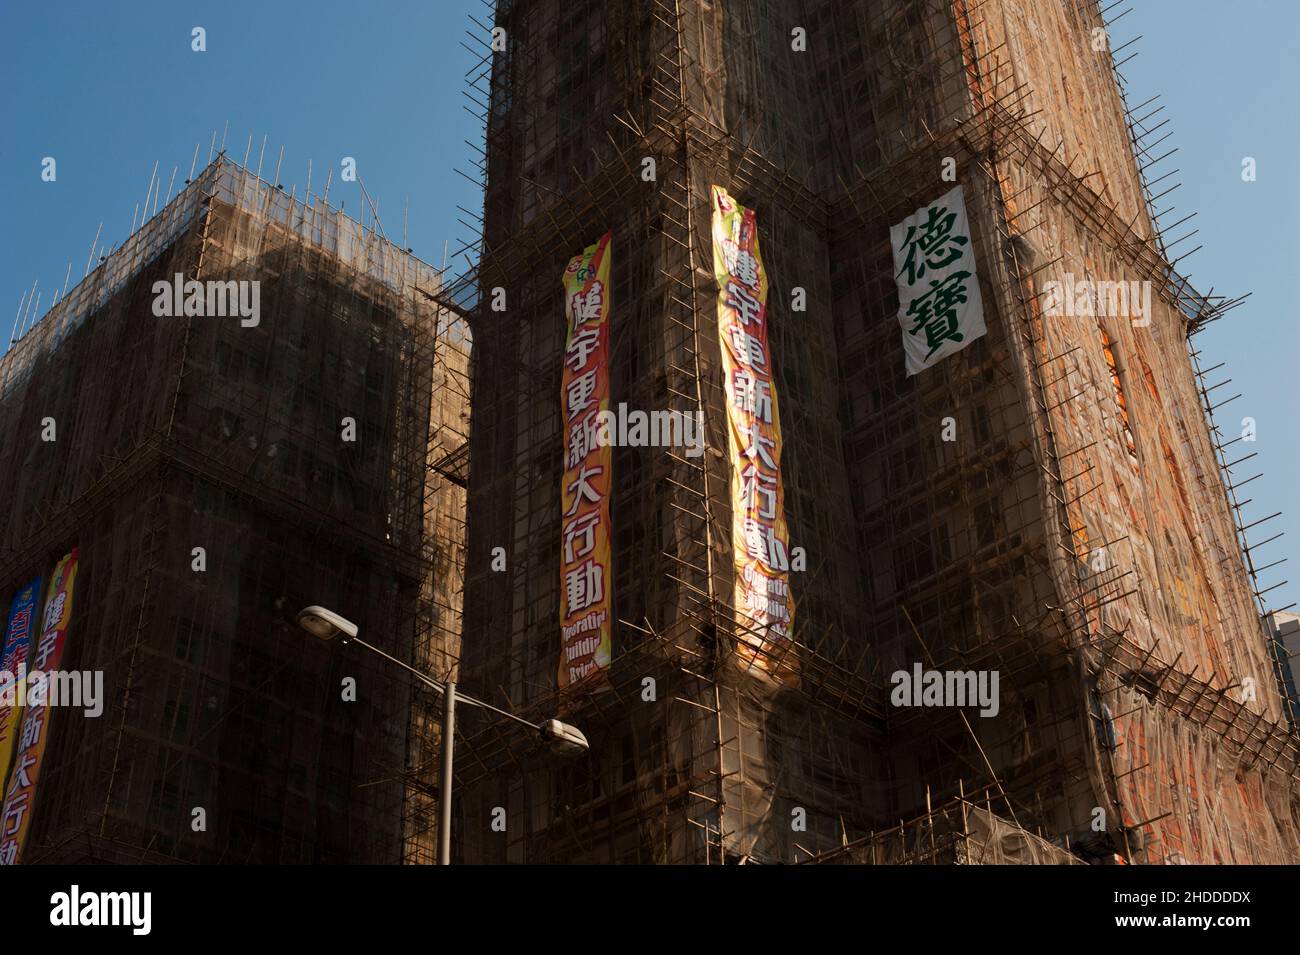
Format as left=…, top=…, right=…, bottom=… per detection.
left=711, top=186, right=796, bottom=679
left=559, top=232, right=614, bottom=691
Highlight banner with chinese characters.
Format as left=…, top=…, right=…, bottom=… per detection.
left=711, top=185, right=795, bottom=678
left=559, top=233, right=613, bottom=690
left=0, top=577, right=42, bottom=792
left=0, top=549, right=78, bottom=865
left=890, top=184, right=986, bottom=375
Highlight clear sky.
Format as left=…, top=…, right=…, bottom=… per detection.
left=1118, top=2, right=1299, bottom=616
left=1, top=1, right=1294, bottom=615
left=0, top=0, right=485, bottom=305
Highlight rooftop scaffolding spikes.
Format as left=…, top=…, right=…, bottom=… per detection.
left=0, top=150, right=471, bottom=864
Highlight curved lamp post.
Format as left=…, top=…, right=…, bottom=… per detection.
left=295, top=605, right=588, bottom=864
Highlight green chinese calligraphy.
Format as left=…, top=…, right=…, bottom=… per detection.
left=897, top=204, right=969, bottom=286
left=906, top=271, right=971, bottom=359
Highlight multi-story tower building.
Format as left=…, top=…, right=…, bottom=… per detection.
left=0, top=156, right=469, bottom=863
left=444, top=0, right=1298, bottom=863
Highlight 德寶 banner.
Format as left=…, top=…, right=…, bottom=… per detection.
left=890, top=184, right=986, bottom=375
left=711, top=185, right=795, bottom=678
left=559, top=232, right=613, bottom=690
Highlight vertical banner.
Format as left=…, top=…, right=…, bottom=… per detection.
left=558, top=233, right=613, bottom=690
left=711, top=185, right=795, bottom=678
left=0, top=577, right=42, bottom=791
left=1, top=549, right=79, bottom=865
left=890, top=184, right=986, bottom=375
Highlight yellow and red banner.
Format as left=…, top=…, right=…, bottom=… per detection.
left=559, top=233, right=613, bottom=690
left=711, top=186, right=795, bottom=677
left=0, top=576, right=42, bottom=792
left=0, top=548, right=79, bottom=865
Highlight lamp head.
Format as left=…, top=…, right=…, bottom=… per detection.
left=539, top=718, right=589, bottom=757
left=296, top=606, right=358, bottom=644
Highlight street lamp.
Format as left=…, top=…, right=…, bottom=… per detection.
left=296, top=605, right=358, bottom=643
left=294, top=605, right=588, bottom=864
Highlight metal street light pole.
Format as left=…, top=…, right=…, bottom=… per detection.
left=440, top=679, right=455, bottom=866
left=294, top=606, right=588, bottom=865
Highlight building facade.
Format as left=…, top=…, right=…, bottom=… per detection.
left=444, top=0, right=1299, bottom=863
left=0, top=157, right=469, bottom=863
left=1268, top=611, right=1300, bottom=730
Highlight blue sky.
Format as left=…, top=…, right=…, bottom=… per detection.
left=0, top=0, right=485, bottom=301
left=1118, top=3, right=1298, bottom=615
left=1, top=1, right=1294, bottom=614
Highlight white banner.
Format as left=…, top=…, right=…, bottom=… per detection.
left=890, top=184, right=986, bottom=376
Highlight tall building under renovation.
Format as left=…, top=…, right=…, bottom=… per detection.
left=439, top=0, right=1299, bottom=863
left=0, top=156, right=469, bottom=863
